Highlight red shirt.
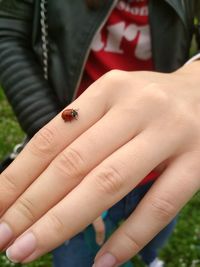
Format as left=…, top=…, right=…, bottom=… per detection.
left=77, top=0, right=154, bottom=97
left=77, top=0, right=158, bottom=185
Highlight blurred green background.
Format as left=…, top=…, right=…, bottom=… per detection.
left=0, top=89, right=200, bottom=267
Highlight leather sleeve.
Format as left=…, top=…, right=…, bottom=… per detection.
left=0, top=0, right=60, bottom=137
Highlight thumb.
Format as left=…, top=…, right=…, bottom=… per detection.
left=92, top=216, right=106, bottom=246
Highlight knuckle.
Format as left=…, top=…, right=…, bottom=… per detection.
left=149, top=195, right=177, bottom=222
left=55, top=147, right=85, bottom=178
left=0, top=193, right=6, bottom=216
left=105, top=69, right=124, bottom=79
left=95, top=166, right=124, bottom=195
left=144, top=84, right=169, bottom=107
left=0, top=172, right=17, bottom=194
left=16, top=196, right=37, bottom=223
left=0, top=172, right=18, bottom=215
left=29, top=126, right=56, bottom=156
left=170, top=104, right=196, bottom=133
left=48, top=211, right=65, bottom=236
left=123, top=230, right=141, bottom=252
left=102, top=70, right=126, bottom=87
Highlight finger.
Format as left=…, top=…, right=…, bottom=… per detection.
left=93, top=217, right=106, bottom=246
left=94, top=152, right=200, bottom=266
left=0, top=107, right=141, bottom=249
left=0, top=87, right=107, bottom=215
left=96, top=229, right=105, bottom=246
left=5, top=128, right=179, bottom=263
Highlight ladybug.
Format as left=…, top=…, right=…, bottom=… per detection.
left=61, top=109, right=78, bottom=122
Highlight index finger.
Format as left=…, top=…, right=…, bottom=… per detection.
left=0, top=89, right=106, bottom=214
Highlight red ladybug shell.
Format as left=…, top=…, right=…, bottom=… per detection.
left=61, top=109, right=78, bottom=122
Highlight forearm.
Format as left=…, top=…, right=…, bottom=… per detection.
left=175, top=60, right=200, bottom=87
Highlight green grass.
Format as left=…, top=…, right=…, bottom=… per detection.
left=0, top=90, right=24, bottom=158
left=0, top=90, right=200, bottom=267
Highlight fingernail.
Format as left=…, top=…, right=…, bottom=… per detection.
left=0, top=222, right=13, bottom=249
left=94, top=253, right=117, bottom=267
left=6, top=232, right=36, bottom=263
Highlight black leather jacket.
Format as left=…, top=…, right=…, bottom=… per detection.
left=0, top=0, right=199, bottom=136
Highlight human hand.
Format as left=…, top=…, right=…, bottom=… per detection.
left=92, top=216, right=106, bottom=246
left=0, top=62, right=200, bottom=266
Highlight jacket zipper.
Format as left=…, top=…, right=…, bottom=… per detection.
left=72, top=0, right=118, bottom=100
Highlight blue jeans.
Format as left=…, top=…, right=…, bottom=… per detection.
left=52, top=182, right=176, bottom=267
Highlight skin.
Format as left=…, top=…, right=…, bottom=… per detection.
left=0, top=62, right=200, bottom=266
left=92, top=217, right=106, bottom=246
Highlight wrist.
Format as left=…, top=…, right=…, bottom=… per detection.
left=185, top=53, right=200, bottom=65
left=174, top=60, right=200, bottom=82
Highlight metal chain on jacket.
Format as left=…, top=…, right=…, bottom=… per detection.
left=2, top=0, right=50, bottom=164
left=40, top=0, right=49, bottom=80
